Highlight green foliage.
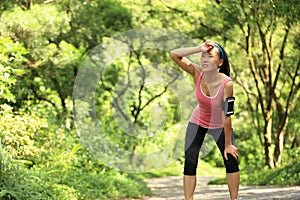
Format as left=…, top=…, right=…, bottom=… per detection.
left=0, top=1, right=132, bottom=115
left=209, top=157, right=300, bottom=186
left=0, top=37, right=28, bottom=103
left=209, top=147, right=300, bottom=186
left=0, top=4, right=73, bottom=112
left=0, top=104, right=48, bottom=164
left=0, top=5, right=69, bottom=53
left=1, top=151, right=150, bottom=199
left=0, top=1, right=300, bottom=199
left=0, top=106, right=150, bottom=199
left=0, top=105, right=80, bottom=199
left=243, top=156, right=300, bottom=186
left=57, top=0, right=132, bottom=50
left=0, top=155, right=79, bottom=199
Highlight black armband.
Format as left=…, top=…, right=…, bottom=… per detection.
left=224, top=97, right=235, bottom=116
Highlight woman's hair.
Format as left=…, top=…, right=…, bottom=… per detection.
left=214, top=43, right=230, bottom=77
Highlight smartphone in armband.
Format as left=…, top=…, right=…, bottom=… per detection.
left=224, top=97, right=235, bottom=116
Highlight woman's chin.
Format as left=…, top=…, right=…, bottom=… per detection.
left=202, top=66, right=210, bottom=72
left=201, top=67, right=218, bottom=73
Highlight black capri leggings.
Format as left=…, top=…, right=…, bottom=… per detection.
left=184, top=122, right=239, bottom=176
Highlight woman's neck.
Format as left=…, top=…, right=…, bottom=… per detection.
left=203, top=70, right=219, bottom=84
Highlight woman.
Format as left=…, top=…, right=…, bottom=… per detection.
left=170, top=40, right=240, bottom=200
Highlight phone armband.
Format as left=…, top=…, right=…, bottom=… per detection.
left=224, top=97, right=235, bottom=116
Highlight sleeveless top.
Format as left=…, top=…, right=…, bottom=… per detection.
left=189, top=72, right=232, bottom=128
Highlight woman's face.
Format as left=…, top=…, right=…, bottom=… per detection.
left=200, top=47, right=223, bottom=72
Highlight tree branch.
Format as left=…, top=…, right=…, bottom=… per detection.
left=158, top=0, right=188, bottom=15
left=273, top=27, right=289, bottom=91
left=255, top=19, right=272, bottom=109
left=112, top=45, right=134, bottom=122
left=247, top=35, right=266, bottom=119
left=30, top=83, right=58, bottom=110
left=140, top=72, right=179, bottom=112
left=279, top=58, right=300, bottom=132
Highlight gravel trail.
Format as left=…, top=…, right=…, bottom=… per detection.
left=142, top=176, right=300, bottom=200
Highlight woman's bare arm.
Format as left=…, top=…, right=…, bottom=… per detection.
left=170, top=56, right=200, bottom=83
left=223, top=81, right=239, bottom=161
left=170, top=41, right=213, bottom=82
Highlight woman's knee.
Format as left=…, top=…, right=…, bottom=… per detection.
left=224, top=154, right=239, bottom=173
left=183, top=147, right=200, bottom=175
left=184, top=160, right=197, bottom=175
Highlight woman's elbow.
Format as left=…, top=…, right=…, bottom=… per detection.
left=170, top=51, right=181, bottom=60
left=224, top=116, right=232, bottom=126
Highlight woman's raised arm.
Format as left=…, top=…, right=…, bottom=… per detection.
left=170, top=41, right=213, bottom=81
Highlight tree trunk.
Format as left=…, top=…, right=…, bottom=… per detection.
left=274, top=129, right=285, bottom=166
left=130, top=141, right=138, bottom=165
left=264, top=112, right=274, bottom=168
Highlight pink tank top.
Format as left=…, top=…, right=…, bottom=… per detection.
left=189, top=72, right=232, bottom=128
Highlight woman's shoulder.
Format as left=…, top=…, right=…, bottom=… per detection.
left=218, top=73, right=233, bottom=92
left=192, top=67, right=202, bottom=83
left=194, top=64, right=202, bottom=75
left=218, top=73, right=232, bottom=82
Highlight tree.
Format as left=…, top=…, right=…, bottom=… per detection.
left=215, top=0, right=300, bottom=168
left=0, top=37, right=28, bottom=103
left=128, top=0, right=300, bottom=168
left=0, top=0, right=132, bottom=119
left=72, top=28, right=197, bottom=172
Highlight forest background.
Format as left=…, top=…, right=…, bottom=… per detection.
left=0, top=0, right=299, bottom=199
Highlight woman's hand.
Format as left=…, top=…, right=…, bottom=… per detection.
left=224, top=144, right=239, bottom=161
left=199, top=40, right=214, bottom=52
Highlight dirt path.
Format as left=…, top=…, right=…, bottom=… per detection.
left=142, top=176, right=300, bottom=200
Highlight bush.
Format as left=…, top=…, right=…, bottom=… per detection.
left=242, top=158, right=300, bottom=186
left=0, top=105, right=150, bottom=199
left=0, top=149, right=79, bottom=200
left=208, top=157, right=300, bottom=186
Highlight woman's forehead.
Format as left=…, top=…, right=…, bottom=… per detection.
left=211, top=47, right=220, bottom=55
left=201, top=48, right=219, bottom=56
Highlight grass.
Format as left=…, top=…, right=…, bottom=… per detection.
left=135, top=160, right=225, bottom=179
left=208, top=159, right=300, bottom=186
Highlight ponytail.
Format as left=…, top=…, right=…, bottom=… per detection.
left=214, top=43, right=230, bottom=77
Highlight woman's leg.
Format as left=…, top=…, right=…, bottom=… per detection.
left=183, top=123, right=207, bottom=200
left=209, top=129, right=240, bottom=200
left=183, top=175, right=196, bottom=200
left=226, top=172, right=240, bottom=199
